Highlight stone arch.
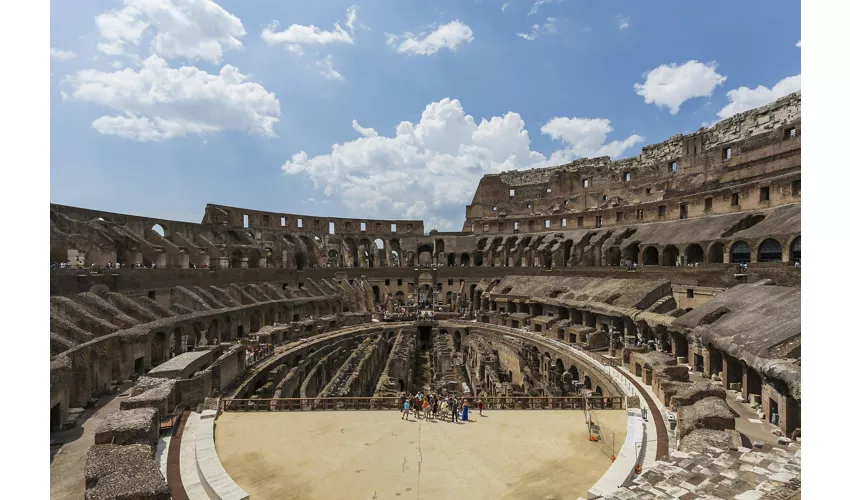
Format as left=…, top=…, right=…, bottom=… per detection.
left=757, top=238, right=783, bottom=262
left=623, top=242, right=639, bottom=266
left=708, top=242, right=725, bottom=263
left=730, top=240, right=751, bottom=264
left=583, top=375, right=592, bottom=390
left=394, top=290, right=405, bottom=304
left=642, top=246, right=659, bottom=266
left=151, top=223, right=167, bottom=237
left=417, top=244, right=433, bottom=267
left=606, top=246, right=622, bottom=266
left=662, top=245, right=680, bottom=266
left=371, top=285, right=380, bottom=304
left=684, top=244, right=705, bottom=265
left=789, top=236, right=800, bottom=264
left=460, top=253, right=471, bottom=266
left=447, top=253, right=457, bottom=267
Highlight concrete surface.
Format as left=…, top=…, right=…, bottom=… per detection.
left=216, top=410, right=626, bottom=500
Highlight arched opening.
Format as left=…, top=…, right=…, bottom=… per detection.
left=460, top=253, right=471, bottom=266
left=583, top=375, right=592, bottom=390
left=474, top=252, right=484, bottom=266
left=708, top=242, right=725, bottom=263
left=151, top=224, right=166, bottom=237
left=662, top=245, right=680, bottom=266
left=390, top=250, right=400, bottom=267
left=642, top=246, right=659, bottom=266
left=607, top=246, right=622, bottom=266
left=447, top=253, right=457, bottom=267
left=623, top=242, right=639, bottom=267
left=294, top=252, right=307, bottom=270
left=371, top=285, right=380, bottom=304
left=757, top=238, right=783, bottom=262
left=730, top=241, right=751, bottom=264
left=394, top=290, right=405, bottom=305
left=684, top=244, right=704, bottom=265
left=417, top=245, right=433, bottom=267
left=595, top=385, right=603, bottom=397
left=790, top=237, right=800, bottom=264
left=453, top=331, right=461, bottom=351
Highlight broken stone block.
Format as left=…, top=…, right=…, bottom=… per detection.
left=752, top=441, right=765, bottom=450
left=778, top=437, right=791, bottom=445
left=771, top=428, right=782, bottom=437
left=736, top=395, right=745, bottom=403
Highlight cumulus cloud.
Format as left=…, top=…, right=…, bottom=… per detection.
left=51, top=47, right=77, bottom=60
left=617, top=15, right=630, bottom=30
left=541, top=117, right=644, bottom=163
left=65, top=54, right=280, bottom=141
left=528, top=0, right=551, bottom=16
left=517, top=17, right=558, bottom=40
left=387, top=20, right=474, bottom=56
left=261, top=6, right=355, bottom=54
left=716, top=75, right=801, bottom=119
left=94, top=0, right=246, bottom=64
left=796, top=40, right=801, bottom=47
left=280, top=98, right=640, bottom=230
left=316, top=55, right=344, bottom=81
left=634, top=60, right=727, bottom=114
left=502, top=3, right=510, bottom=12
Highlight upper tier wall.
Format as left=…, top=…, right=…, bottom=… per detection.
left=203, top=203, right=425, bottom=236
left=464, top=92, right=801, bottom=232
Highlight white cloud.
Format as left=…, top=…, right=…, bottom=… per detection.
left=716, top=75, right=801, bottom=119
left=66, top=54, right=280, bottom=141
left=501, top=3, right=510, bottom=12
left=541, top=117, right=644, bottom=162
left=529, top=0, right=551, bottom=16
left=94, top=0, right=246, bottom=64
left=617, top=15, right=630, bottom=30
left=261, top=7, right=354, bottom=55
left=316, top=55, right=344, bottom=81
left=634, top=60, right=727, bottom=114
left=51, top=47, right=77, bottom=60
left=387, top=20, right=474, bottom=56
left=796, top=40, right=801, bottom=47
left=345, top=5, right=359, bottom=33
left=110, top=60, right=125, bottom=69
left=279, top=98, right=640, bottom=230
left=517, top=17, right=558, bottom=40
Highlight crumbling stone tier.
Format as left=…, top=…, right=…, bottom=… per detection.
left=50, top=93, right=801, bottom=500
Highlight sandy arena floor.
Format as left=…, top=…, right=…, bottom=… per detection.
left=216, top=409, right=625, bottom=500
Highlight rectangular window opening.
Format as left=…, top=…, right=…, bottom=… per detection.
left=493, top=206, right=498, bottom=211
left=760, top=186, right=770, bottom=202
left=658, top=205, right=666, bottom=217
left=680, top=203, right=689, bottom=220
left=297, top=218, right=303, bottom=228
left=385, top=279, right=390, bottom=286
left=513, top=222, right=520, bottom=232
left=360, top=222, right=367, bottom=232
left=731, top=192, right=739, bottom=206
left=281, top=217, right=286, bottom=227
left=723, top=147, right=732, bottom=161
left=509, top=189, right=515, bottom=198
left=582, top=179, right=589, bottom=188
left=785, top=127, right=797, bottom=139
left=577, top=216, right=584, bottom=228
left=329, top=222, right=335, bottom=234
left=448, top=279, right=454, bottom=286
left=704, top=198, right=713, bottom=211
left=243, top=214, right=249, bottom=228
left=616, top=212, right=623, bottom=222
left=546, top=188, right=552, bottom=193
left=646, top=188, right=652, bottom=195
left=397, top=279, right=402, bottom=286
left=624, top=172, right=631, bottom=182
left=391, top=223, right=397, bottom=232
left=545, top=219, right=551, bottom=228
left=526, top=203, right=532, bottom=209
left=669, top=161, right=678, bottom=173
left=595, top=216, right=603, bottom=228
left=561, top=218, right=567, bottom=227
left=687, top=288, right=695, bottom=299
left=636, top=209, right=644, bottom=220
left=792, top=179, right=801, bottom=196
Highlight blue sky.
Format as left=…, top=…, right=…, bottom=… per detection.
left=50, top=0, right=801, bottom=231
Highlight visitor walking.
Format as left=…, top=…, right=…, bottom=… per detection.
left=478, top=398, right=484, bottom=416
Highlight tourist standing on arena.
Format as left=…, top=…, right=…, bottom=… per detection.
left=478, top=398, right=484, bottom=416
left=402, top=398, right=411, bottom=420
left=462, top=399, right=469, bottom=421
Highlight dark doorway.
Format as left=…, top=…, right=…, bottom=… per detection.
left=51, top=403, right=61, bottom=431
left=134, top=357, right=144, bottom=374
left=418, top=326, right=432, bottom=348
left=769, top=398, right=780, bottom=426
left=237, top=325, right=245, bottom=339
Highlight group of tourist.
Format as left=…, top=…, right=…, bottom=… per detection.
left=399, top=392, right=483, bottom=422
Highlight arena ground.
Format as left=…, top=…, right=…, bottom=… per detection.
left=216, top=409, right=626, bottom=500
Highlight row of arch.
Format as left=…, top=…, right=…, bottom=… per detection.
left=631, top=236, right=799, bottom=267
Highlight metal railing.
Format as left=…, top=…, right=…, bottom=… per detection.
left=219, top=395, right=624, bottom=412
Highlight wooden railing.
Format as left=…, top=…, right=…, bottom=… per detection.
left=219, top=396, right=624, bottom=412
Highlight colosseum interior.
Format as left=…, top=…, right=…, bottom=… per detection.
left=49, top=93, right=801, bottom=500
